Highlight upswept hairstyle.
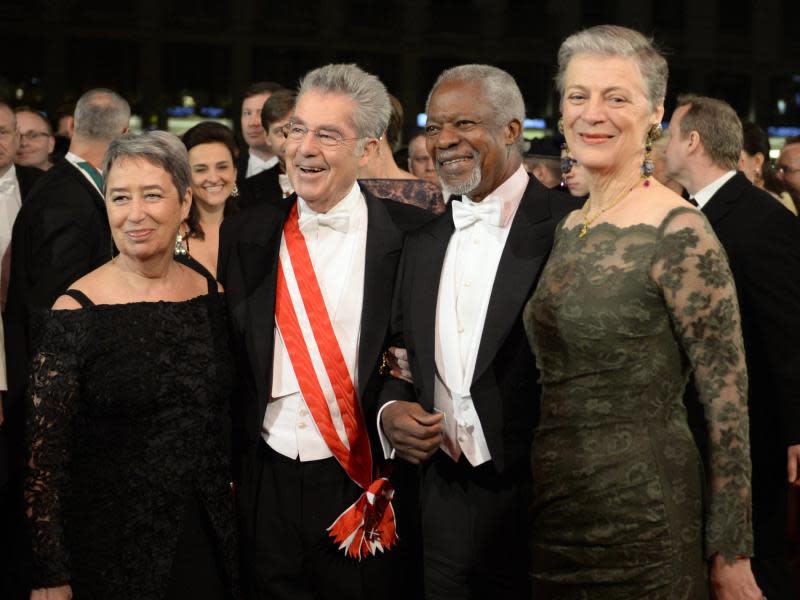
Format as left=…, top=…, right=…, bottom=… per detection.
left=102, top=130, right=191, bottom=200
left=426, top=64, right=526, bottom=153
left=555, top=25, right=668, bottom=111
left=74, top=88, right=130, bottom=142
left=298, top=63, right=391, bottom=141
left=675, top=94, right=743, bottom=171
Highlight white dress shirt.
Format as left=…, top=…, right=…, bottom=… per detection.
left=246, top=153, right=279, bottom=179
left=263, top=182, right=367, bottom=460
left=379, top=165, right=528, bottom=466
left=0, top=165, right=22, bottom=275
left=278, top=172, right=294, bottom=198
left=692, top=170, right=736, bottom=210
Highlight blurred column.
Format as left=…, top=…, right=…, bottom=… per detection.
left=751, top=0, right=780, bottom=124
left=400, top=0, right=428, bottom=129
left=137, top=0, right=163, bottom=129
left=684, top=1, right=716, bottom=93
left=42, top=0, right=67, bottom=117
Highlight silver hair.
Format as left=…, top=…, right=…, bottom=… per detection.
left=298, top=63, right=391, bottom=146
left=74, top=88, right=131, bottom=142
left=102, top=131, right=191, bottom=200
left=555, top=25, right=668, bottom=110
left=425, top=64, right=526, bottom=153
left=675, top=94, right=743, bottom=171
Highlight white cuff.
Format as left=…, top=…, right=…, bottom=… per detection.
left=376, top=401, right=397, bottom=460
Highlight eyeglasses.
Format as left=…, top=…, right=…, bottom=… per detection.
left=20, top=131, right=52, bottom=142
left=282, top=123, right=364, bottom=147
left=777, top=164, right=800, bottom=176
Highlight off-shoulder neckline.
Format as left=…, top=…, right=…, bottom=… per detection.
left=51, top=291, right=224, bottom=312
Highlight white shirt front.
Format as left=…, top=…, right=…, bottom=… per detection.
left=246, top=153, right=279, bottom=179
left=0, top=165, right=22, bottom=279
left=377, top=165, right=528, bottom=466
left=692, top=170, right=736, bottom=210
left=263, top=182, right=367, bottom=460
left=278, top=172, right=294, bottom=198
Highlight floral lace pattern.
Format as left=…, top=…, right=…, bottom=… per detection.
left=524, top=207, right=752, bottom=597
left=25, top=294, right=238, bottom=598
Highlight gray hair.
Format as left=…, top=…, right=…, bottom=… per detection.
left=74, top=88, right=131, bottom=142
left=298, top=63, right=391, bottom=144
left=555, top=25, right=668, bottom=111
left=102, top=130, right=191, bottom=200
left=426, top=64, right=526, bottom=153
left=675, top=95, right=743, bottom=171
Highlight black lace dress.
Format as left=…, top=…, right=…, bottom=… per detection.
left=25, top=279, right=238, bottom=599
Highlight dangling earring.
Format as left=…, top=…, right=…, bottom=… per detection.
left=230, top=184, right=239, bottom=198
left=641, top=123, right=662, bottom=178
left=557, top=118, right=564, bottom=134
left=175, top=231, right=187, bottom=256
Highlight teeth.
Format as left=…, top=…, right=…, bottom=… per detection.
left=300, top=167, right=323, bottom=173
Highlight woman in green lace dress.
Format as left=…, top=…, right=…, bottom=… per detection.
left=524, top=25, right=762, bottom=599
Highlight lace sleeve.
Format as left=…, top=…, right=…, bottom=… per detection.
left=25, top=311, right=84, bottom=587
left=651, top=207, right=753, bottom=562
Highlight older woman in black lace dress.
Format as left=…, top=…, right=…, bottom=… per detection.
left=25, top=131, right=237, bottom=600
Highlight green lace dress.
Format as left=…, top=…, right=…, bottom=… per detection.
left=524, top=207, right=753, bottom=599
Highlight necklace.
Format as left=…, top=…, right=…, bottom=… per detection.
left=579, top=176, right=649, bottom=238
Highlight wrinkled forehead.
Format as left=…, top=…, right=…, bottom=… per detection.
left=17, top=110, right=49, bottom=130
left=428, top=79, right=488, bottom=118
left=293, top=90, right=357, bottom=134
left=781, top=143, right=800, bottom=164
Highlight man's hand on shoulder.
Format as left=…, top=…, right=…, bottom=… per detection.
left=380, top=401, right=443, bottom=465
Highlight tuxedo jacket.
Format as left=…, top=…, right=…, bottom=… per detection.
left=237, top=163, right=283, bottom=211
left=217, top=185, right=435, bottom=474
left=378, top=176, right=581, bottom=475
left=15, top=164, right=44, bottom=200
left=692, top=172, right=800, bottom=553
left=3, top=157, right=111, bottom=474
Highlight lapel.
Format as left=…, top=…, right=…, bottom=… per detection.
left=235, top=197, right=293, bottom=412
left=412, top=204, right=455, bottom=405
left=357, top=187, right=404, bottom=400
left=63, top=158, right=106, bottom=212
left=701, top=172, right=746, bottom=227
left=472, top=179, right=554, bottom=383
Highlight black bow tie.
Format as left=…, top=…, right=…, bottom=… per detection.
left=687, top=197, right=699, bottom=207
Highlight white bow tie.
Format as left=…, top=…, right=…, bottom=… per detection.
left=0, top=179, right=16, bottom=195
left=451, top=199, right=503, bottom=230
left=299, top=211, right=350, bottom=234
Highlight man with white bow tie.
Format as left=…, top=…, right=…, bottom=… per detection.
left=377, top=65, right=582, bottom=600
left=218, top=63, right=433, bottom=600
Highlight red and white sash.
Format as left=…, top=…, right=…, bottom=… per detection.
left=275, top=203, right=397, bottom=559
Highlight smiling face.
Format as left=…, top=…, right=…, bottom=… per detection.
left=285, top=90, right=372, bottom=212
left=425, top=79, right=520, bottom=201
left=105, top=157, right=191, bottom=262
left=561, top=54, right=662, bottom=177
left=187, top=142, right=237, bottom=212
left=241, top=92, right=272, bottom=150
left=16, top=110, right=55, bottom=170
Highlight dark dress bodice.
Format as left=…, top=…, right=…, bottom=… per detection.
left=25, top=290, right=238, bottom=599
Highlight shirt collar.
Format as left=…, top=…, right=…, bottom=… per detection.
left=693, top=170, right=736, bottom=210
left=249, top=153, right=279, bottom=171
left=0, top=164, right=17, bottom=185
left=297, top=181, right=361, bottom=219
left=463, top=164, right=528, bottom=228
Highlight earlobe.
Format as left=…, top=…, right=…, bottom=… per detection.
left=506, top=120, right=522, bottom=145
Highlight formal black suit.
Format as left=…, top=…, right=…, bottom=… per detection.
left=217, top=185, right=434, bottom=600
left=698, top=172, right=800, bottom=599
left=378, top=175, right=580, bottom=598
left=14, top=164, right=44, bottom=200
left=1, top=157, right=110, bottom=600
left=237, top=163, right=284, bottom=211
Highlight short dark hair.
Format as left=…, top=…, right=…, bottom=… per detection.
left=261, top=89, right=296, bottom=129
left=741, top=122, right=785, bottom=196
left=385, top=94, right=404, bottom=152
left=181, top=121, right=240, bottom=239
left=182, top=121, right=239, bottom=161
left=675, top=94, right=742, bottom=171
left=14, top=105, right=54, bottom=135
left=242, top=81, right=284, bottom=101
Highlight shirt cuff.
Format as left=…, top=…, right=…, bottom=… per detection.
left=376, top=401, right=397, bottom=460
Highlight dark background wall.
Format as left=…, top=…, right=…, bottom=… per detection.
left=2, top=0, right=800, bottom=136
